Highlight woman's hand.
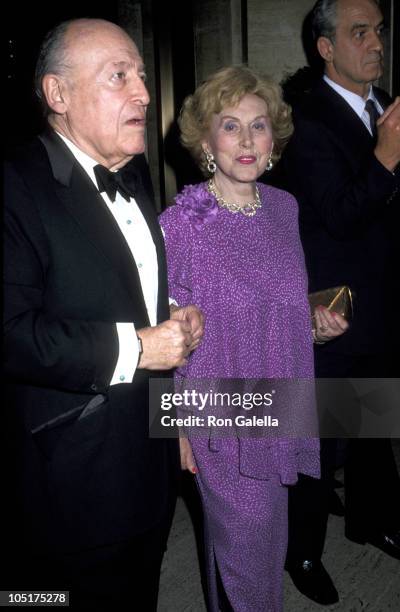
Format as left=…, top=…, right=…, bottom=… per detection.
left=313, top=306, right=349, bottom=344
left=179, top=437, right=198, bottom=474
left=170, top=304, right=205, bottom=352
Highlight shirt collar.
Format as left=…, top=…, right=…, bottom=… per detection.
left=323, top=75, right=380, bottom=118
left=55, top=132, right=101, bottom=187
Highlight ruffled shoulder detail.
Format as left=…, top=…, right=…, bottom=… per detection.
left=174, top=183, right=218, bottom=230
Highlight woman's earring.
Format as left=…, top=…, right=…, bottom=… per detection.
left=266, top=153, right=274, bottom=172
left=205, top=150, right=217, bottom=174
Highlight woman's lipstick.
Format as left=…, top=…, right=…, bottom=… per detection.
left=236, top=156, right=256, bottom=164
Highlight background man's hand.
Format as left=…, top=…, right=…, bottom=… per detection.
left=137, top=319, right=194, bottom=370
left=375, top=97, right=400, bottom=172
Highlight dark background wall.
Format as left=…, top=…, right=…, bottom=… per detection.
left=4, top=0, right=398, bottom=206
left=4, top=1, right=119, bottom=150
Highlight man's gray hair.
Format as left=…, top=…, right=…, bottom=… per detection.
left=311, top=0, right=339, bottom=41
left=311, top=0, right=380, bottom=42
left=34, top=20, right=74, bottom=109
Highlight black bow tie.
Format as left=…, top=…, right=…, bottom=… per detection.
left=93, top=164, right=136, bottom=202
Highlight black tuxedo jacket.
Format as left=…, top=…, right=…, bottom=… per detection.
left=277, top=79, right=399, bottom=357
left=3, top=130, right=179, bottom=554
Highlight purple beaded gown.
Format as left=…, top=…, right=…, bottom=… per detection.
left=159, top=182, right=320, bottom=612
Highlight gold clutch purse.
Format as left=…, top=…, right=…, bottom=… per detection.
left=308, top=286, right=354, bottom=330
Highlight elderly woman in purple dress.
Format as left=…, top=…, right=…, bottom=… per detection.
left=159, top=66, right=348, bottom=612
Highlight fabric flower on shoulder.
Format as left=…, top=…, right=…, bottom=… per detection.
left=174, top=183, right=218, bottom=230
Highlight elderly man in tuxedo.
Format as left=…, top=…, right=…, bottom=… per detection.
left=274, top=0, right=400, bottom=605
left=3, top=18, right=203, bottom=610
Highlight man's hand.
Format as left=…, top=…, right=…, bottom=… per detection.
left=170, top=304, right=205, bottom=351
left=137, top=319, right=194, bottom=370
left=375, top=97, right=400, bottom=172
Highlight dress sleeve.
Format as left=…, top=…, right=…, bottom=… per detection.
left=159, top=206, right=193, bottom=308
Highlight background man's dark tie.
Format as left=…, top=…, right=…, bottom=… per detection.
left=364, top=99, right=380, bottom=140
left=94, top=164, right=136, bottom=202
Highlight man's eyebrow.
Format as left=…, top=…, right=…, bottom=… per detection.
left=110, top=60, right=130, bottom=67
left=350, top=19, right=384, bottom=31
left=109, top=60, right=146, bottom=71
left=350, top=22, right=369, bottom=30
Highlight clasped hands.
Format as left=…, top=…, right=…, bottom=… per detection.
left=137, top=304, right=204, bottom=370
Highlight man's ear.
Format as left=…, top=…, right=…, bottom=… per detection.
left=317, top=36, right=334, bottom=63
left=41, top=74, right=68, bottom=114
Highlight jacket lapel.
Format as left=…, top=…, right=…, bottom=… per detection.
left=314, top=81, right=375, bottom=165
left=373, top=86, right=392, bottom=112
left=39, top=130, right=150, bottom=324
left=122, top=155, right=170, bottom=323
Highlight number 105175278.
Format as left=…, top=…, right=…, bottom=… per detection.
left=0, top=591, right=69, bottom=606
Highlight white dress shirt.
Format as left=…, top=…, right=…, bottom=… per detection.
left=57, top=133, right=158, bottom=385
left=323, top=75, right=383, bottom=136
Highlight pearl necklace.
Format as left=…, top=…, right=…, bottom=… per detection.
left=207, top=179, right=261, bottom=217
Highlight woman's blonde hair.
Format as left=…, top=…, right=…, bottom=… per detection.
left=179, top=65, right=293, bottom=175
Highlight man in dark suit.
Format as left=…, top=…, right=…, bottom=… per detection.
left=274, top=0, right=400, bottom=605
left=3, top=18, right=203, bottom=610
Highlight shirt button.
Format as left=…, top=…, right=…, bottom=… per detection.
left=126, top=219, right=132, bottom=225
left=119, top=375, right=126, bottom=382
left=91, top=383, right=98, bottom=391
left=137, top=262, right=143, bottom=268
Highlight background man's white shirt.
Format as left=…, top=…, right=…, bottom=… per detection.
left=323, top=75, right=383, bottom=136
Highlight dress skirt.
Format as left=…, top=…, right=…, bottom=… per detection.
left=191, top=436, right=288, bottom=612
